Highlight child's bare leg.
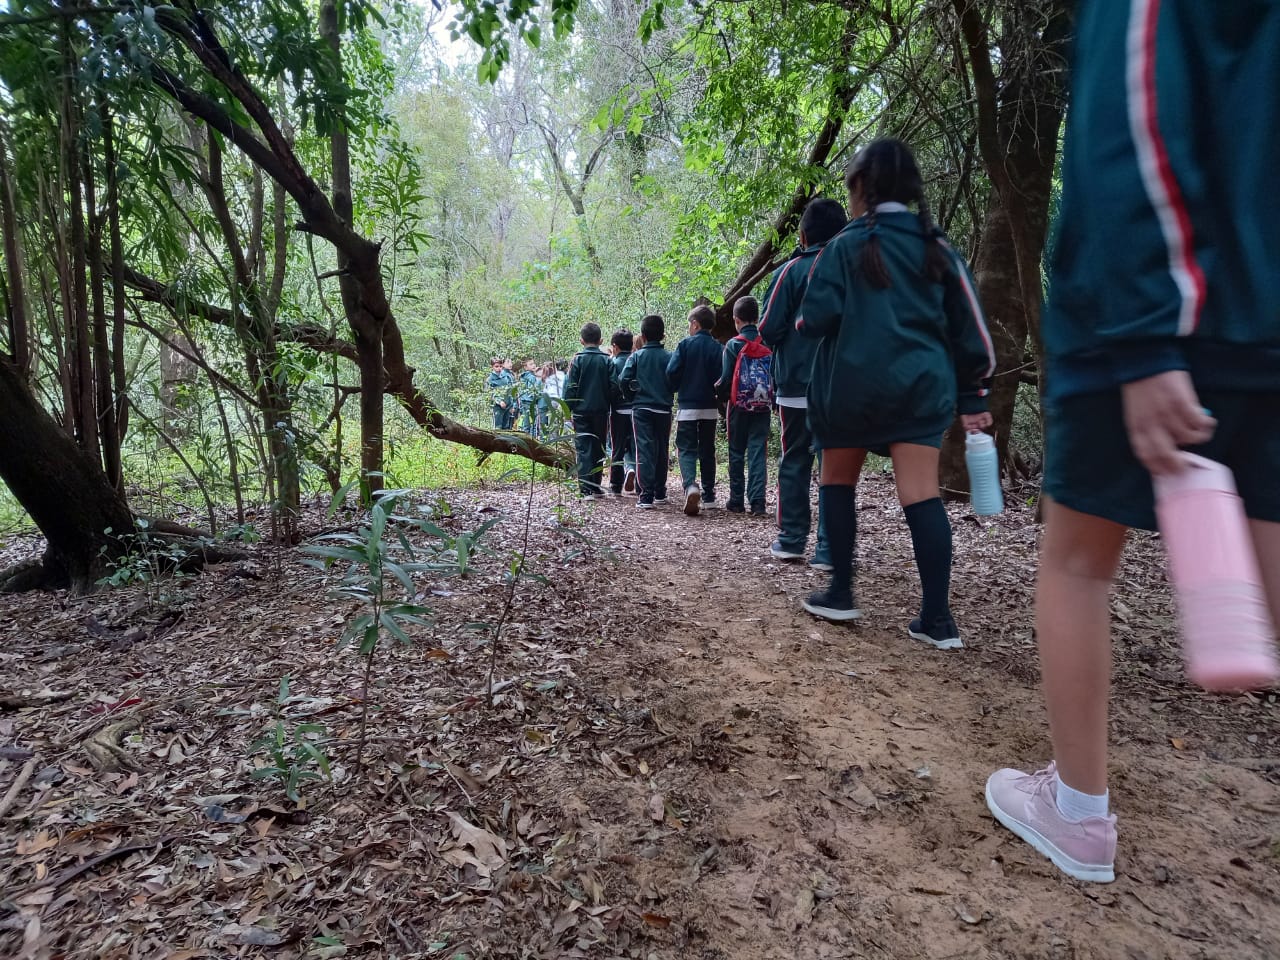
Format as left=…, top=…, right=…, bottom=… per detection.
left=887, top=442, right=940, bottom=506
left=1037, top=497, right=1128, bottom=794
left=1248, top=520, right=1280, bottom=634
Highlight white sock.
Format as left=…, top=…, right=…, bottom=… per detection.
left=1055, top=772, right=1109, bottom=821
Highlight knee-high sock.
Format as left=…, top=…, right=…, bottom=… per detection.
left=904, top=497, right=952, bottom=623
left=820, top=484, right=856, bottom=596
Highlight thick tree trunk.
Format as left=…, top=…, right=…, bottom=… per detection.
left=940, top=1, right=1070, bottom=496
left=0, top=358, right=133, bottom=592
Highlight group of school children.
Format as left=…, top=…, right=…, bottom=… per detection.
left=559, top=297, right=789, bottom=515
left=558, top=0, right=1280, bottom=893
left=485, top=356, right=568, bottom=438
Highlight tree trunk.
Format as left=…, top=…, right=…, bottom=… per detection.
left=61, top=24, right=98, bottom=460
left=0, top=358, right=133, bottom=592
left=84, top=120, right=123, bottom=489
left=103, top=109, right=130, bottom=459
left=940, top=0, right=1070, bottom=496
left=320, top=0, right=384, bottom=492
left=0, top=132, right=31, bottom=376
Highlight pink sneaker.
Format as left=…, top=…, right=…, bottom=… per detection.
left=984, top=763, right=1116, bottom=883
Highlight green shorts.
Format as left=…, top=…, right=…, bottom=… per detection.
left=1044, top=391, right=1280, bottom=531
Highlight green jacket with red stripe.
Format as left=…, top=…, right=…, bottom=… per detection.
left=758, top=244, right=825, bottom=400
left=798, top=210, right=994, bottom=444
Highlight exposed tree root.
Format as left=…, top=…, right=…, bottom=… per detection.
left=0, top=559, right=49, bottom=594
left=83, top=718, right=140, bottom=772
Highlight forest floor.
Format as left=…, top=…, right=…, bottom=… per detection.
left=3, top=475, right=1280, bottom=960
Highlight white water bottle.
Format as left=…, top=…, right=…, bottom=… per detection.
left=965, top=431, right=1004, bottom=516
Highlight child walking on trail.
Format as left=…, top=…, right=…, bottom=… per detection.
left=797, top=138, right=995, bottom=643
left=563, top=323, right=612, bottom=498
left=717, top=297, right=772, bottom=516
left=607, top=329, right=637, bottom=496
left=667, top=304, right=724, bottom=516
left=759, top=198, right=848, bottom=568
left=620, top=315, right=674, bottom=509
left=486, top=357, right=515, bottom=430
left=986, top=0, right=1280, bottom=885
left=518, top=359, right=542, bottom=436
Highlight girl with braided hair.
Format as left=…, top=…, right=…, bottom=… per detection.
left=796, top=138, right=995, bottom=643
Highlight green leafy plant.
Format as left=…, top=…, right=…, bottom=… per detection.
left=97, top=518, right=193, bottom=610
left=248, top=677, right=333, bottom=803
left=303, top=489, right=433, bottom=770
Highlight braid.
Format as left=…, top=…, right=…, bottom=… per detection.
left=916, top=193, right=950, bottom=285
left=858, top=169, right=893, bottom=289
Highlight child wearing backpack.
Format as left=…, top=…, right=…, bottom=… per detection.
left=666, top=304, right=724, bottom=516
left=985, top=0, right=1280, bottom=885
left=563, top=323, right=613, bottom=498
left=759, top=198, right=849, bottom=567
left=606, top=328, right=637, bottom=496
left=620, top=315, right=674, bottom=508
left=717, top=297, right=773, bottom=515
left=798, top=138, right=994, bottom=640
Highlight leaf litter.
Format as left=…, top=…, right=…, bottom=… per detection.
left=0, top=477, right=1278, bottom=959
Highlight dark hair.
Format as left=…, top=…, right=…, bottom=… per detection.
left=640, top=314, right=664, bottom=342
left=733, top=296, right=759, bottom=325
left=490, top=356, right=502, bottom=366
left=556, top=358, right=569, bottom=371
left=799, top=197, right=848, bottom=246
left=844, top=138, right=949, bottom=289
left=689, top=305, right=716, bottom=330
left=580, top=322, right=602, bottom=345
left=692, top=295, right=712, bottom=307
left=611, top=328, right=634, bottom=351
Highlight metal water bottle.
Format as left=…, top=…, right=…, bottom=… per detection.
left=965, top=431, right=1004, bottom=516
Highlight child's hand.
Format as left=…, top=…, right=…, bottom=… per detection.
left=1121, top=370, right=1216, bottom=476
left=961, top=412, right=993, bottom=432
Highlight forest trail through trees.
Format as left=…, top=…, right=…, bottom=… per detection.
left=2, top=479, right=1279, bottom=959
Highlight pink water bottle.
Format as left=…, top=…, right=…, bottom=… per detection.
left=1154, top=453, right=1278, bottom=692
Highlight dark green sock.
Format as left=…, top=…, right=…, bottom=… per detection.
left=820, top=484, right=856, bottom=597
left=904, top=497, right=952, bottom=623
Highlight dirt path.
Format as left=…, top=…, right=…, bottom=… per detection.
left=580, top=475, right=1280, bottom=960
left=2, top=478, right=1278, bottom=959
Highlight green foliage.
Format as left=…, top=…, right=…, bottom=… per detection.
left=248, top=676, right=333, bottom=804
left=97, top=518, right=192, bottom=609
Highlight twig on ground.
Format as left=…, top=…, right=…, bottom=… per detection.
left=0, top=759, right=37, bottom=818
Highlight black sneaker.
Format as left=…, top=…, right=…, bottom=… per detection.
left=654, top=495, right=668, bottom=506
left=725, top=502, right=745, bottom=514
left=802, top=588, right=862, bottom=622
left=908, top=616, right=963, bottom=651
left=749, top=503, right=767, bottom=517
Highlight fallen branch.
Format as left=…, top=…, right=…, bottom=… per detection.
left=0, top=758, right=36, bottom=818
left=15, top=835, right=179, bottom=894
left=0, top=690, right=74, bottom=711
